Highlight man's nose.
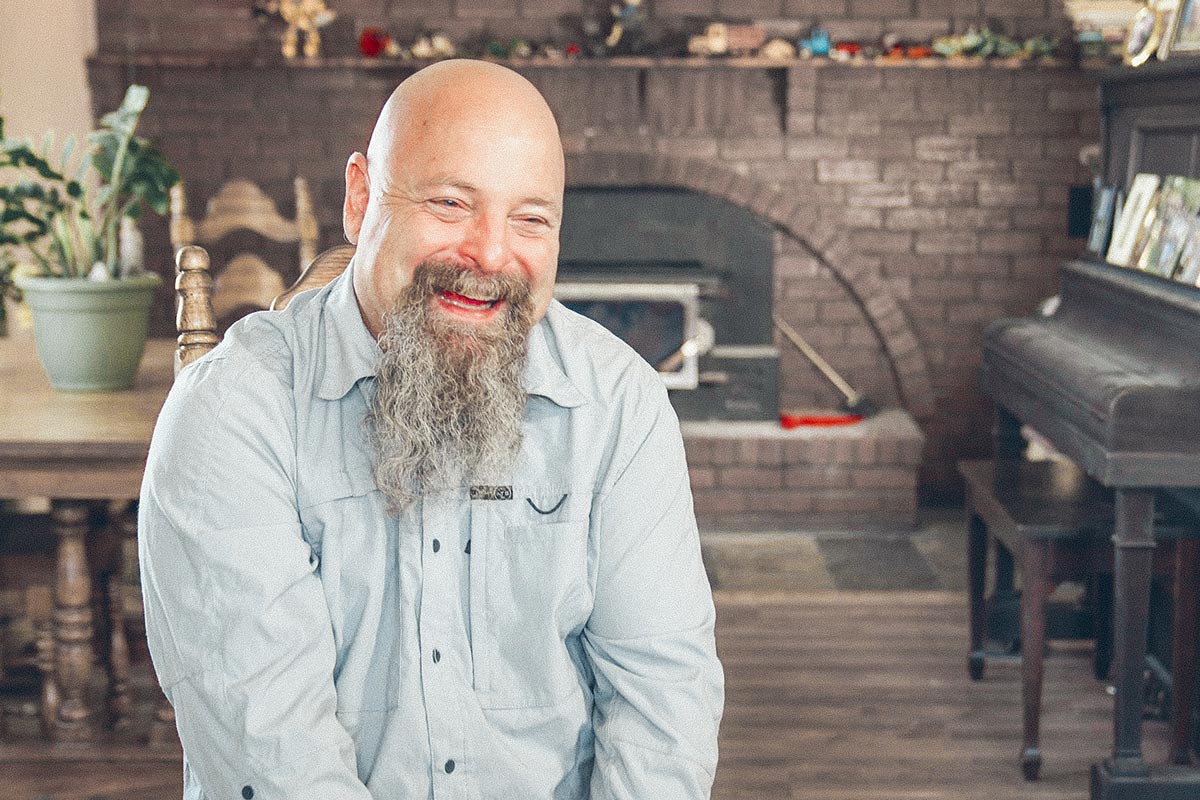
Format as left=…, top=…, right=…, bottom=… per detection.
left=461, top=212, right=510, bottom=273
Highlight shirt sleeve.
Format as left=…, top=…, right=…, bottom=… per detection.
left=138, top=355, right=372, bottom=800
left=584, top=369, right=725, bottom=800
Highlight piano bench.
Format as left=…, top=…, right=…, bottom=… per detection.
left=959, top=458, right=1193, bottom=781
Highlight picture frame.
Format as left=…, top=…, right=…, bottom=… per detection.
left=1087, top=186, right=1118, bottom=255
left=1167, top=0, right=1200, bottom=55
left=1158, top=0, right=1182, bottom=58
left=1124, top=1, right=1165, bottom=66
left=1175, top=222, right=1200, bottom=284
left=1154, top=211, right=1192, bottom=277
left=1107, top=173, right=1162, bottom=267
left=1136, top=176, right=1185, bottom=273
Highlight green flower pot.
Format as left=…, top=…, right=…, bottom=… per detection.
left=14, top=273, right=162, bottom=391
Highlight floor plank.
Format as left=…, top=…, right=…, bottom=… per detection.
left=1, top=591, right=1169, bottom=799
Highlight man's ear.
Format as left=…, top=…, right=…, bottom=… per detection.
left=343, top=152, right=370, bottom=245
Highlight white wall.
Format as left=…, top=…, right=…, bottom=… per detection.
left=0, top=0, right=98, bottom=143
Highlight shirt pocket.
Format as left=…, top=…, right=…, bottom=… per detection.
left=471, top=512, right=591, bottom=710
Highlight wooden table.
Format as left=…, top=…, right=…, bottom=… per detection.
left=0, top=328, right=174, bottom=742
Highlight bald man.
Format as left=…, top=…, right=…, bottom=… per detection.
left=139, top=60, right=723, bottom=800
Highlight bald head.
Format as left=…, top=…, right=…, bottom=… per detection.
left=344, top=60, right=567, bottom=338
left=366, top=60, right=564, bottom=185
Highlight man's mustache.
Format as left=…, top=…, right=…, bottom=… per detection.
left=411, top=261, right=533, bottom=307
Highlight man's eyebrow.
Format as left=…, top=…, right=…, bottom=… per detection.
left=418, top=179, right=478, bottom=193
left=520, top=196, right=562, bottom=215
left=419, top=180, right=561, bottom=215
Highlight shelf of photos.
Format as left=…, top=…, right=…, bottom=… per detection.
left=1088, top=173, right=1200, bottom=288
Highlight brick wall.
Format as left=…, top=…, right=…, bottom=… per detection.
left=90, top=2, right=1096, bottom=502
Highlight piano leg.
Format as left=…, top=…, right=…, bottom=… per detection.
left=1108, top=489, right=1155, bottom=778
left=1169, top=539, right=1199, bottom=766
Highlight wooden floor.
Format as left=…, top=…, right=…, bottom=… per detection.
left=1, top=591, right=1170, bottom=799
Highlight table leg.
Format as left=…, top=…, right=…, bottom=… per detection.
left=106, top=509, right=137, bottom=730
left=1103, top=489, right=1156, bottom=779
left=149, top=689, right=177, bottom=748
left=50, top=499, right=95, bottom=742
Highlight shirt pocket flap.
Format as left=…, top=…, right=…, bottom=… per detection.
left=301, top=467, right=377, bottom=508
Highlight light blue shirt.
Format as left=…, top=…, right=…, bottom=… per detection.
left=139, top=264, right=724, bottom=799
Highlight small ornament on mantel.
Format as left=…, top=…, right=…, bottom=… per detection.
left=688, top=23, right=729, bottom=56
left=358, top=26, right=390, bottom=57
left=759, top=37, right=797, bottom=60
left=260, top=0, right=337, bottom=59
left=606, top=0, right=648, bottom=55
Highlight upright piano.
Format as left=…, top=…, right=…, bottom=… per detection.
left=981, top=60, right=1200, bottom=799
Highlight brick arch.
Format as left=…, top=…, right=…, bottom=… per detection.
left=566, top=152, right=936, bottom=419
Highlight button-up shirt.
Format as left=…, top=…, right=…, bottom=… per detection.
left=139, top=264, right=724, bottom=800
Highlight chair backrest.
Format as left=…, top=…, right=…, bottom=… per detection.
left=174, top=243, right=356, bottom=375
left=169, top=178, right=320, bottom=329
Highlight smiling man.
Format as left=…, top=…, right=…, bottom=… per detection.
left=139, top=60, right=723, bottom=800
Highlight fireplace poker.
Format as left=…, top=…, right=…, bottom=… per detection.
left=772, top=313, right=879, bottom=418
left=657, top=319, right=716, bottom=373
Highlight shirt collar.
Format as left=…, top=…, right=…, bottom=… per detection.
left=317, top=268, right=586, bottom=409
left=524, top=302, right=587, bottom=409
left=317, top=260, right=383, bottom=401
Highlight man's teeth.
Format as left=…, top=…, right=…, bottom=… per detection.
left=439, top=290, right=497, bottom=310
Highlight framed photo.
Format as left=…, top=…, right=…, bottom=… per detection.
left=1087, top=186, right=1118, bottom=255
left=1167, top=0, right=1200, bottom=55
left=1176, top=221, right=1200, bottom=284
left=1125, top=1, right=1165, bottom=66
left=1154, top=210, right=1192, bottom=276
left=1107, top=173, right=1162, bottom=267
left=1158, top=0, right=1182, bottom=58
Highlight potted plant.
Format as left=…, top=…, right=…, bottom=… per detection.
left=1, top=84, right=179, bottom=390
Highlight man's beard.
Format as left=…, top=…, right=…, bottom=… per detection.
left=365, top=261, right=534, bottom=512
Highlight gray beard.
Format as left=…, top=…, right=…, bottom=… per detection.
left=365, top=261, right=534, bottom=513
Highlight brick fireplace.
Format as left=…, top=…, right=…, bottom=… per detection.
left=88, top=0, right=1098, bottom=524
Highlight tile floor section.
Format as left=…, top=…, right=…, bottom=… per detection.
left=700, top=508, right=968, bottom=592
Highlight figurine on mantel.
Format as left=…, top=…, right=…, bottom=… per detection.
left=260, top=0, right=336, bottom=59
left=606, top=0, right=648, bottom=55
left=410, top=32, right=457, bottom=60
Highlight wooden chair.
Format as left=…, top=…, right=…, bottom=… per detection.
left=169, top=178, right=320, bottom=331
left=175, top=242, right=355, bottom=370
left=962, top=457, right=1198, bottom=780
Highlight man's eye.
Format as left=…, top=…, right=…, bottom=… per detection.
left=434, top=198, right=463, bottom=209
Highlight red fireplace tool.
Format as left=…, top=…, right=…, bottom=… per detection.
left=772, top=313, right=879, bottom=420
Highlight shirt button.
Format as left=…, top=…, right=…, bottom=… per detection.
left=432, top=538, right=441, bottom=553
left=444, top=759, right=456, bottom=774
left=432, top=648, right=441, bottom=664
left=242, top=787, right=254, bottom=800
